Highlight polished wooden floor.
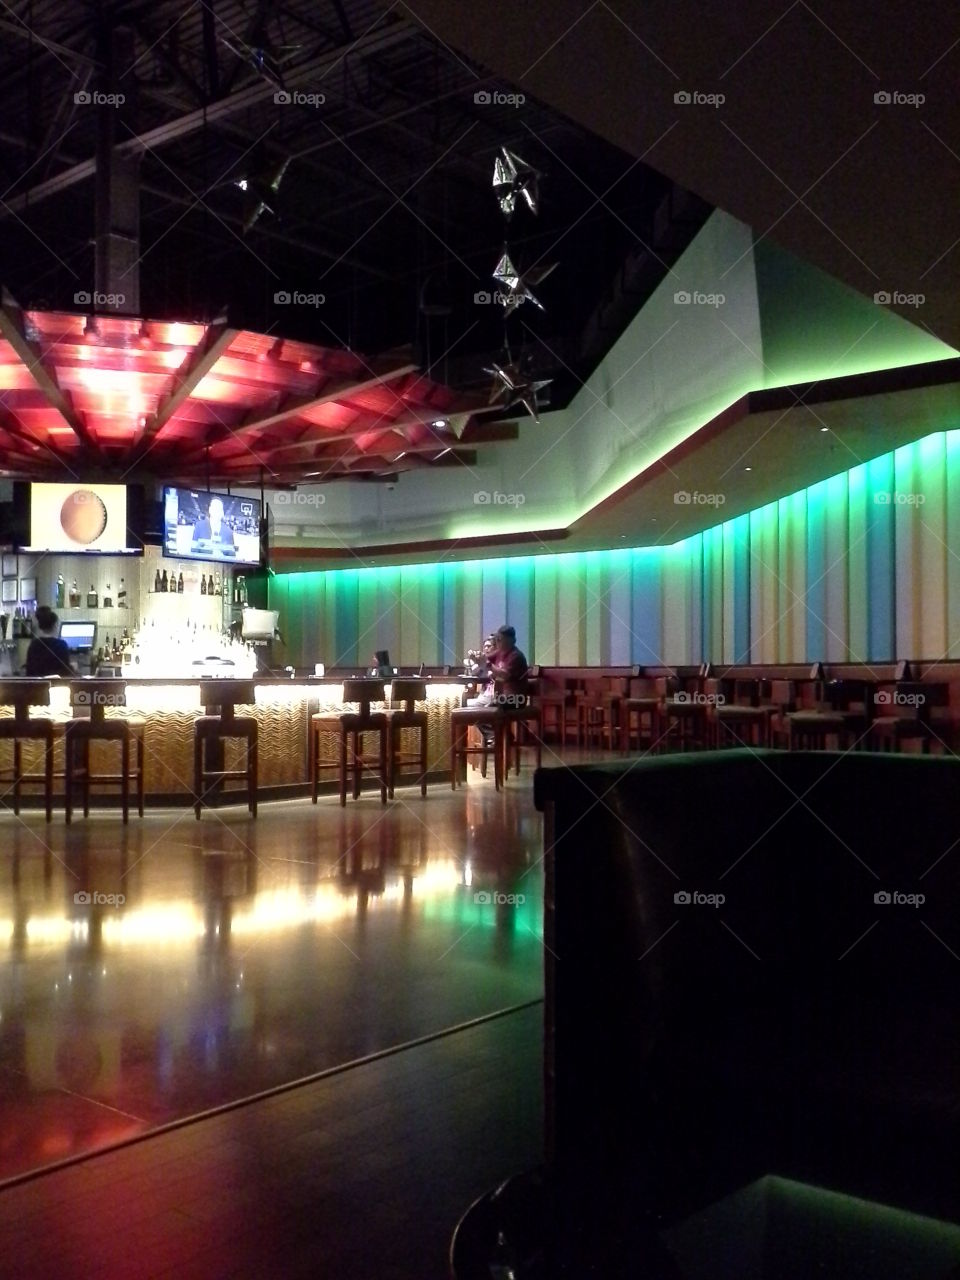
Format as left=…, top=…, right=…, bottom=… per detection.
left=0, top=1003, right=542, bottom=1279
left=0, top=765, right=546, bottom=1185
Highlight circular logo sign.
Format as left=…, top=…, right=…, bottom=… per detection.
left=60, top=490, right=108, bottom=544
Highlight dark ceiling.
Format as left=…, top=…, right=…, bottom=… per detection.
left=392, top=0, right=960, bottom=354
left=0, top=0, right=705, bottom=412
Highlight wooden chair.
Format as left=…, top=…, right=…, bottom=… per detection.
left=870, top=682, right=949, bottom=752
left=311, top=678, right=387, bottom=806
left=0, top=679, right=57, bottom=822
left=711, top=678, right=772, bottom=748
left=65, top=680, right=144, bottom=824
left=386, top=678, right=428, bottom=798
left=194, top=679, right=258, bottom=818
left=661, top=674, right=710, bottom=751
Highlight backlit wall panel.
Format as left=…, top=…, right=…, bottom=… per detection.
left=272, top=427, right=960, bottom=669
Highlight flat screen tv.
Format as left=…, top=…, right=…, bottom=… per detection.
left=162, top=487, right=262, bottom=567
left=59, top=621, right=97, bottom=652
left=23, top=482, right=138, bottom=554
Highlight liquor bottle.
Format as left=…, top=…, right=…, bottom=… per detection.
left=177, top=570, right=184, bottom=594
left=200, top=574, right=207, bottom=596
left=12, top=609, right=19, bottom=639
left=160, top=569, right=168, bottom=593
left=87, top=583, right=98, bottom=608
left=154, top=568, right=162, bottom=593
left=212, top=573, right=219, bottom=596
left=55, top=574, right=65, bottom=608
left=118, top=578, right=127, bottom=608
left=103, top=582, right=112, bottom=608
left=69, top=580, right=81, bottom=608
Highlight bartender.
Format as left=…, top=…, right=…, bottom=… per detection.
left=25, top=607, right=74, bottom=677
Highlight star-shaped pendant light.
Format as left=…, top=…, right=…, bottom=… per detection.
left=492, top=146, right=542, bottom=219
left=492, top=250, right=558, bottom=315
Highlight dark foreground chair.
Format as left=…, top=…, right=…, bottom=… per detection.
left=453, top=750, right=960, bottom=1277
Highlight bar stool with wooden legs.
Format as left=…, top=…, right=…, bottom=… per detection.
left=386, top=678, right=428, bottom=798
left=502, top=696, right=543, bottom=777
left=194, top=679, right=258, bottom=819
left=0, top=679, right=57, bottom=822
left=311, top=678, right=388, bottom=806
left=65, top=680, right=144, bottom=823
left=450, top=706, right=507, bottom=790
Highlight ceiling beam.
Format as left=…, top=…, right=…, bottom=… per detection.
left=233, top=362, right=418, bottom=435
left=132, top=323, right=238, bottom=461
left=0, top=290, right=98, bottom=457
left=1, top=21, right=416, bottom=216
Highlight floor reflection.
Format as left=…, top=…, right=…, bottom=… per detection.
left=0, top=776, right=544, bottom=1181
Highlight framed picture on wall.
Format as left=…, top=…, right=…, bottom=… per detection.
left=1, top=554, right=15, bottom=577
left=20, top=578, right=36, bottom=603
left=1, top=579, right=16, bottom=604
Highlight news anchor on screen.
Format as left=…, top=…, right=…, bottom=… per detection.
left=191, top=496, right=236, bottom=557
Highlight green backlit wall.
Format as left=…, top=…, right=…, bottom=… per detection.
left=270, top=428, right=960, bottom=668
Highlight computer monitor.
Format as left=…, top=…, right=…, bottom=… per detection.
left=59, top=621, right=97, bottom=652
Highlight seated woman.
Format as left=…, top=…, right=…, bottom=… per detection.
left=466, top=635, right=498, bottom=707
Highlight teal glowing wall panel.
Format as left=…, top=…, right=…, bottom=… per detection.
left=272, top=427, right=960, bottom=669
left=866, top=453, right=896, bottom=659
left=947, top=433, right=960, bottom=659
left=506, top=559, right=534, bottom=662
left=731, top=516, right=751, bottom=663
left=630, top=551, right=663, bottom=665
left=804, top=482, right=827, bottom=661
left=607, top=551, right=633, bottom=665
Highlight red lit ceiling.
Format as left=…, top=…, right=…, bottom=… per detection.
left=0, top=304, right=511, bottom=485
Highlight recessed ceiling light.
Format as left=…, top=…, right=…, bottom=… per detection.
left=744, top=466, right=752, bottom=472
left=820, top=427, right=829, bottom=433
left=430, top=418, right=447, bottom=429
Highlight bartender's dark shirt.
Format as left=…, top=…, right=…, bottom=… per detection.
left=492, top=646, right=529, bottom=696
left=25, top=636, right=73, bottom=677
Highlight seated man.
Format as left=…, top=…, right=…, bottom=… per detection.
left=475, top=625, right=529, bottom=749
left=490, top=625, right=529, bottom=700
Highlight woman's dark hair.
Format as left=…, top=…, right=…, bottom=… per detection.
left=497, top=625, right=516, bottom=643
left=35, top=605, right=58, bottom=632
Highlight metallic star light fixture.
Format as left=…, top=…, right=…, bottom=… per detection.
left=492, top=250, right=558, bottom=315
left=491, top=145, right=542, bottom=218
left=483, top=354, right=553, bottom=423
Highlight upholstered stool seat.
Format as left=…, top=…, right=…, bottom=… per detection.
left=0, top=679, right=58, bottom=822
left=311, top=678, right=388, bottom=806
left=385, top=678, right=429, bottom=798
left=65, top=681, right=145, bottom=823
left=193, top=680, right=258, bottom=818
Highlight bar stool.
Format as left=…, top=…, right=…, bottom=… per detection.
left=65, top=680, right=145, bottom=824
left=194, top=680, right=258, bottom=818
left=386, top=678, right=428, bottom=798
left=311, top=678, right=388, bottom=806
left=502, top=696, right=543, bottom=776
left=450, top=707, right=507, bottom=790
left=0, top=679, right=57, bottom=822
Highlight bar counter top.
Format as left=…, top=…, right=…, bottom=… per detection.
left=1, top=677, right=469, bottom=804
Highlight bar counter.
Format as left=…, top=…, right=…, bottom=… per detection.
left=1, top=677, right=469, bottom=802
